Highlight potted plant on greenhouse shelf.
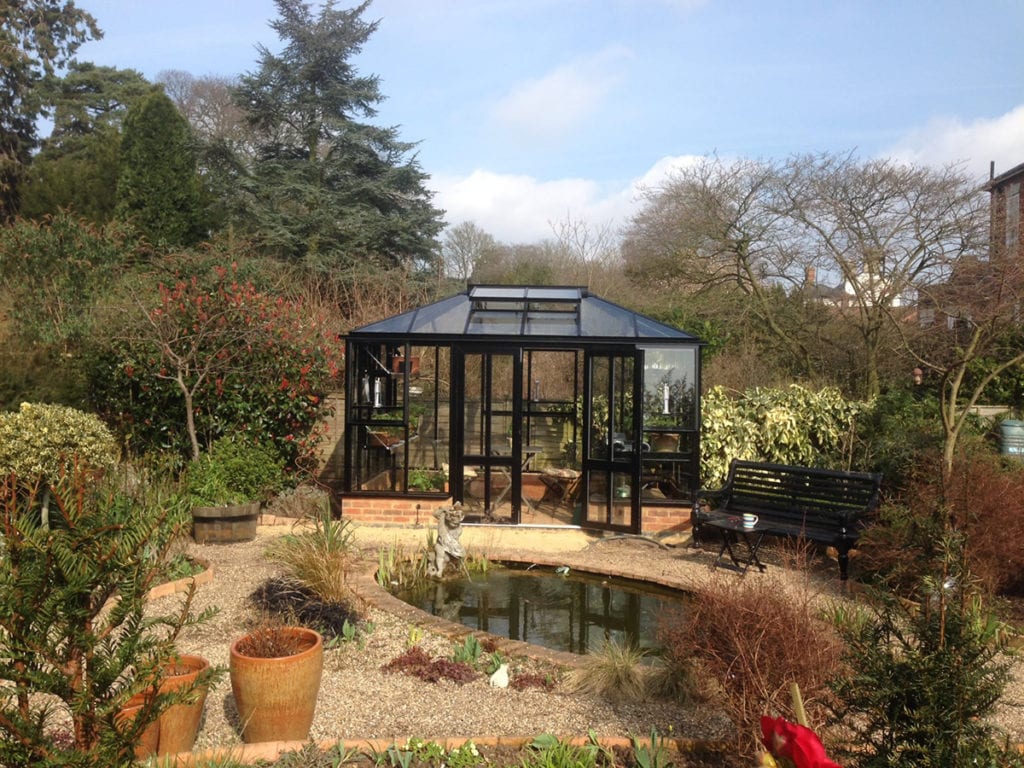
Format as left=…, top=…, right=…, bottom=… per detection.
left=407, top=464, right=448, bottom=493
left=643, top=413, right=680, bottom=452
left=186, top=437, right=286, bottom=544
left=229, top=621, right=324, bottom=743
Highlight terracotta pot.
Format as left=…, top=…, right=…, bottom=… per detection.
left=650, top=432, right=679, bottom=452
left=156, top=654, right=210, bottom=755
left=117, top=692, right=160, bottom=759
left=229, top=627, right=323, bottom=743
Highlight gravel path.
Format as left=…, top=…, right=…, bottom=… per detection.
left=150, top=520, right=1024, bottom=755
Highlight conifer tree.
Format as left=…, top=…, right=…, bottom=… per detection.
left=228, top=0, right=444, bottom=269
left=116, top=89, right=204, bottom=247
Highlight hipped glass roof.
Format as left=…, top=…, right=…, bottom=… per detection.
left=348, top=285, right=700, bottom=343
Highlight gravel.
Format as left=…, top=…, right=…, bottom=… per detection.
left=151, top=521, right=1024, bottom=754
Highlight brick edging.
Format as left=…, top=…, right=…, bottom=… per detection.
left=170, top=733, right=729, bottom=766
left=145, top=557, right=214, bottom=601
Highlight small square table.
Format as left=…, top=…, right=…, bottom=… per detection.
left=702, top=513, right=769, bottom=574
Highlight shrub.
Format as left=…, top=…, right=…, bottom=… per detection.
left=827, top=542, right=1017, bottom=768
left=0, top=465, right=217, bottom=765
left=88, top=262, right=343, bottom=472
left=185, top=436, right=287, bottom=506
left=701, top=385, right=863, bottom=487
left=947, top=450, right=1024, bottom=598
left=850, top=388, right=946, bottom=494
left=0, top=402, right=117, bottom=482
left=858, top=448, right=1024, bottom=599
left=657, top=573, right=846, bottom=754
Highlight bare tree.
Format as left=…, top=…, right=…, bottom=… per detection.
left=622, top=156, right=818, bottom=379
left=895, top=252, right=1024, bottom=488
left=158, top=70, right=251, bottom=155
left=441, top=221, right=500, bottom=282
left=782, top=154, right=987, bottom=398
left=622, top=153, right=987, bottom=398
left=550, top=215, right=621, bottom=293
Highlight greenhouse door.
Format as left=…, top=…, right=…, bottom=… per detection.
left=581, top=351, right=639, bottom=532
left=452, top=347, right=529, bottom=522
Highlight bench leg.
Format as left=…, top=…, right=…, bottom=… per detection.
left=837, top=547, right=850, bottom=581
left=689, top=505, right=704, bottom=548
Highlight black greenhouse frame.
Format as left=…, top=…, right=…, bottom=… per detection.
left=342, top=285, right=703, bottom=534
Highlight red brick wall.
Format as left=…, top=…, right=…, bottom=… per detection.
left=340, top=494, right=692, bottom=535
left=640, top=504, right=692, bottom=534
left=339, top=495, right=454, bottom=526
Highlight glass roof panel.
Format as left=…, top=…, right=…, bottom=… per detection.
left=408, top=298, right=471, bottom=333
left=524, top=286, right=581, bottom=302
left=634, top=315, right=686, bottom=338
left=466, top=311, right=523, bottom=335
left=578, top=299, right=635, bottom=337
left=525, top=314, right=579, bottom=335
left=470, top=286, right=527, bottom=301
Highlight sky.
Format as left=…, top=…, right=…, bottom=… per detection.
left=74, top=0, right=1024, bottom=243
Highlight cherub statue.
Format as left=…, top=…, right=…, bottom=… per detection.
left=426, top=502, right=465, bottom=577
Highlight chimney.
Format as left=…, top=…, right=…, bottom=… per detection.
left=805, top=267, right=817, bottom=286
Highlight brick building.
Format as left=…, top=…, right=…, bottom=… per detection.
left=987, top=160, right=1024, bottom=262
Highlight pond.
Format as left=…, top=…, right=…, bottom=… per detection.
left=392, top=564, right=689, bottom=655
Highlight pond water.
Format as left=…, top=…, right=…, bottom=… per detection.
left=392, top=564, right=689, bottom=655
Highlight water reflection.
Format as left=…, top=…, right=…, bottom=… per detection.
left=394, top=566, right=687, bottom=655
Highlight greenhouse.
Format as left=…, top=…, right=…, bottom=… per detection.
left=341, top=285, right=703, bottom=534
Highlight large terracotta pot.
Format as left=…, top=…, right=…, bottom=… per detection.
left=229, top=627, right=323, bottom=743
left=156, top=654, right=210, bottom=755
left=116, top=692, right=160, bottom=759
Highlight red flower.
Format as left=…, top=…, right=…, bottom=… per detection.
left=760, top=716, right=841, bottom=768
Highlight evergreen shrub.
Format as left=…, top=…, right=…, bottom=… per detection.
left=0, top=402, right=117, bottom=481
left=701, top=384, right=863, bottom=487
left=0, top=466, right=218, bottom=765
left=185, top=436, right=287, bottom=506
left=828, top=542, right=1020, bottom=768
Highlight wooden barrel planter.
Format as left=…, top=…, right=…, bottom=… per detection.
left=192, top=502, right=260, bottom=544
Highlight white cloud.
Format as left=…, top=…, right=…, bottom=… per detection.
left=433, top=170, right=605, bottom=242
left=884, top=105, right=1024, bottom=179
left=489, top=46, right=631, bottom=143
left=432, top=153, right=706, bottom=243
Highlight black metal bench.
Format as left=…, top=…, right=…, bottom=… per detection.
left=691, top=459, right=883, bottom=580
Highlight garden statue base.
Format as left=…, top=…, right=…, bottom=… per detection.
left=427, top=502, right=465, bottom=577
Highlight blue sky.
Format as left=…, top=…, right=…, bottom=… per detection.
left=77, top=0, right=1024, bottom=242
